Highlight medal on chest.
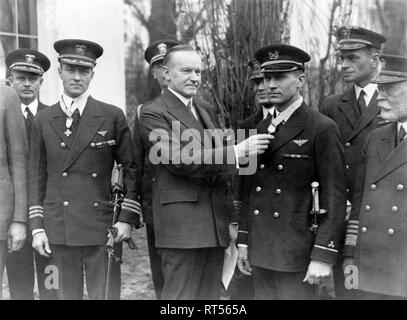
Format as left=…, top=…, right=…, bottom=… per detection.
left=65, top=117, right=73, bottom=137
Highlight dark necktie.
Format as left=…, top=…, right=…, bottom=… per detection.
left=25, top=106, right=34, bottom=124
left=357, top=90, right=366, bottom=116
left=398, top=126, right=406, bottom=145
left=25, top=106, right=34, bottom=139
left=257, top=111, right=273, bottom=134
left=72, top=108, right=80, bottom=130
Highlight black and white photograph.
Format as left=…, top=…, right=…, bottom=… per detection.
left=0, top=0, right=407, bottom=307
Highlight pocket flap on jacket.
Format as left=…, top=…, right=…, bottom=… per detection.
left=159, top=189, right=198, bottom=204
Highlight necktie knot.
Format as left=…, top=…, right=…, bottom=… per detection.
left=357, top=90, right=367, bottom=116
left=25, top=106, right=34, bottom=120
left=72, top=108, right=80, bottom=128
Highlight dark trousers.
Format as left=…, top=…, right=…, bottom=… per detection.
left=49, top=244, right=121, bottom=300
left=146, top=223, right=164, bottom=300
left=158, top=247, right=224, bottom=300
left=0, top=240, right=7, bottom=299
left=252, top=266, right=315, bottom=300
left=6, top=234, right=57, bottom=300
left=227, top=267, right=255, bottom=300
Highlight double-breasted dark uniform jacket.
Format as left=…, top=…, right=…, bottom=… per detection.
left=28, top=96, right=141, bottom=245
left=139, top=89, right=236, bottom=249
left=320, top=88, right=387, bottom=202
left=233, top=108, right=263, bottom=207
left=0, top=85, right=28, bottom=240
left=344, top=123, right=407, bottom=297
left=238, top=103, right=348, bottom=272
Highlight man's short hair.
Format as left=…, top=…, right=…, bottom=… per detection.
left=163, top=45, right=197, bottom=67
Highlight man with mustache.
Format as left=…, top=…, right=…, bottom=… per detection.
left=343, top=54, right=407, bottom=299
left=28, top=39, right=141, bottom=299
left=139, top=45, right=273, bottom=299
left=6, top=48, right=56, bottom=300
left=319, top=25, right=386, bottom=298
left=0, top=84, right=28, bottom=299
left=237, top=44, right=347, bottom=299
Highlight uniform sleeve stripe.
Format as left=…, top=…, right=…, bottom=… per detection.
left=122, top=203, right=141, bottom=212
left=29, top=209, right=43, bottom=215
left=29, top=205, right=43, bottom=210
left=123, top=198, right=140, bottom=206
left=29, top=213, right=44, bottom=219
left=238, top=230, right=248, bottom=234
left=348, top=220, right=359, bottom=224
left=345, top=235, right=357, bottom=246
left=122, top=204, right=141, bottom=215
left=314, top=244, right=338, bottom=253
left=346, top=230, right=359, bottom=235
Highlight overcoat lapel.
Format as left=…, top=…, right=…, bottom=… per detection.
left=348, top=91, right=380, bottom=141
left=163, top=90, right=206, bottom=145
left=63, top=97, right=104, bottom=170
left=338, top=89, right=359, bottom=129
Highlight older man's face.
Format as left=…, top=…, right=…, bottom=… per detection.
left=163, top=50, right=202, bottom=98
left=377, top=81, right=407, bottom=122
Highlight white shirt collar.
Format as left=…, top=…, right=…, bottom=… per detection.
left=262, top=106, right=279, bottom=120
left=168, top=87, right=192, bottom=106
left=21, top=99, right=39, bottom=118
left=354, top=83, right=377, bottom=106
left=397, top=122, right=407, bottom=133
left=168, top=88, right=198, bottom=119
left=60, top=91, right=90, bottom=116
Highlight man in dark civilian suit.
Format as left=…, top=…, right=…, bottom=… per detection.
left=133, top=39, right=179, bottom=300
left=237, top=44, right=347, bottom=300
left=343, top=54, right=407, bottom=299
left=139, top=45, right=273, bottom=299
left=319, top=26, right=386, bottom=298
left=6, top=48, right=56, bottom=300
left=29, top=39, right=142, bottom=300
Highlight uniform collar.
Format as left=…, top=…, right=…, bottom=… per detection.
left=21, top=99, right=38, bottom=117
left=60, top=90, right=90, bottom=116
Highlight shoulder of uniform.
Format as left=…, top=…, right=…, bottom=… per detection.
left=88, top=97, right=125, bottom=116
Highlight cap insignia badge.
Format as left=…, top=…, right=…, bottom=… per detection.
left=157, top=43, right=168, bottom=54
left=380, top=58, right=387, bottom=70
left=341, top=28, right=351, bottom=39
left=25, top=54, right=36, bottom=64
left=269, top=51, right=279, bottom=60
left=75, top=44, right=87, bottom=56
